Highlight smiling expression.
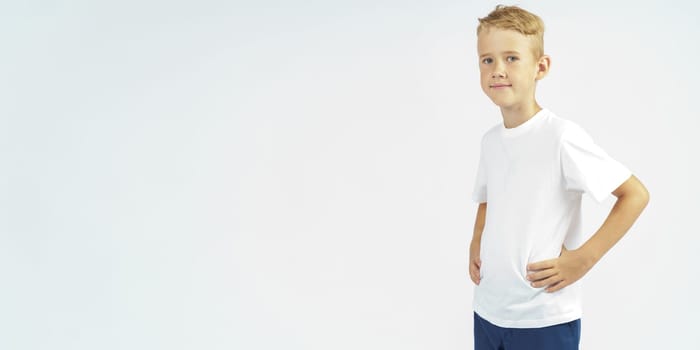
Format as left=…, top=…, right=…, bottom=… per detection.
left=477, top=28, right=548, bottom=110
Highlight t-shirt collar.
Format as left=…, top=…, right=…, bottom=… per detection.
left=500, top=108, right=549, bottom=138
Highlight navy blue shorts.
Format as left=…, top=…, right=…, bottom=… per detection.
left=474, top=312, right=581, bottom=350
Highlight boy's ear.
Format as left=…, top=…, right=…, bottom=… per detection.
left=535, top=54, right=551, bottom=81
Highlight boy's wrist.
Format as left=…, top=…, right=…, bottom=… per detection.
left=576, top=245, right=601, bottom=269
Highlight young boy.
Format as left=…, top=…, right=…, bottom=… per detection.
left=469, top=5, right=650, bottom=350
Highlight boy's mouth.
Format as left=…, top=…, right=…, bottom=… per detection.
left=490, top=84, right=512, bottom=89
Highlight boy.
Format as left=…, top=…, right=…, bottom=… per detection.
left=469, top=5, right=650, bottom=350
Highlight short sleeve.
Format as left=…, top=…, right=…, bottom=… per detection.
left=471, top=144, right=487, bottom=203
left=560, top=124, right=632, bottom=203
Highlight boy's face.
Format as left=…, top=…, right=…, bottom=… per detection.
left=477, top=28, right=548, bottom=110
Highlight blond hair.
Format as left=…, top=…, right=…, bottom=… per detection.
left=477, top=5, right=545, bottom=58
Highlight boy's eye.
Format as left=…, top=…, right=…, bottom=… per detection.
left=506, top=56, right=519, bottom=62
left=482, top=57, right=493, bottom=64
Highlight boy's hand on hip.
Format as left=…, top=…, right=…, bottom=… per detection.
left=469, top=240, right=482, bottom=285
left=526, top=246, right=594, bottom=293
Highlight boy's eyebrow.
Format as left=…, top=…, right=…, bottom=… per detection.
left=479, top=50, right=522, bottom=58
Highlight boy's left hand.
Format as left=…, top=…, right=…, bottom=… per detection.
left=526, top=246, right=594, bottom=293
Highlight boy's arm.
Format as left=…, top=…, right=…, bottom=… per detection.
left=526, top=174, right=650, bottom=293
left=469, top=202, right=487, bottom=285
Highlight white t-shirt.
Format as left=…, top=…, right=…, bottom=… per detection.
left=471, top=108, right=632, bottom=328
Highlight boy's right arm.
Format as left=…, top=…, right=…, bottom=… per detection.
left=469, top=202, right=487, bottom=285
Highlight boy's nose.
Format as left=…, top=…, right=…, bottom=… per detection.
left=491, top=61, right=506, bottom=78
left=491, top=70, right=506, bottom=79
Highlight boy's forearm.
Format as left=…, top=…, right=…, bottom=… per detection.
left=578, top=190, right=650, bottom=267
left=472, top=202, right=487, bottom=243
left=472, top=226, right=484, bottom=244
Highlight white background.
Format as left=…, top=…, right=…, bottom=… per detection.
left=1, top=1, right=697, bottom=349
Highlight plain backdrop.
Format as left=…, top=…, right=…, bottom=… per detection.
left=1, top=1, right=698, bottom=349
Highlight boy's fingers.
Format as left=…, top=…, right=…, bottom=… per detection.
left=469, top=268, right=480, bottom=285
left=527, top=259, right=555, bottom=271
left=527, top=269, right=556, bottom=282
left=546, top=280, right=566, bottom=293
left=531, top=274, right=561, bottom=288
left=469, top=262, right=482, bottom=285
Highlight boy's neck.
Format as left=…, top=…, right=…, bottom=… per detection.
left=500, top=101, right=542, bottom=129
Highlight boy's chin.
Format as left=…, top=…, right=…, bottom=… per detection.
left=489, top=98, right=527, bottom=110
left=489, top=99, right=513, bottom=109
